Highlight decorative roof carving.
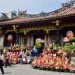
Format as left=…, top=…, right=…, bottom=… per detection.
left=11, top=11, right=17, bottom=18
left=61, top=0, right=75, bottom=8
left=0, top=0, right=75, bottom=22
left=0, top=12, right=8, bottom=20
left=18, top=10, right=27, bottom=17
left=49, top=0, right=75, bottom=15
left=17, top=10, right=49, bottom=18
left=0, top=11, right=17, bottom=21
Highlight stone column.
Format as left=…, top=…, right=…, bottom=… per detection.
left=23, top=37, right=24, bottom=45
left=61, top=34, right=63, bottom=47
left=0, top=35, right=4, bottom=46
left=21, top=37, right=24, bottom=46
left=20, top=37, right=22, bottom=46
left=30, top=35, right=33, bottom=47
left=16, top=33, right=19, bottom=45
left=48, top=35, right=51, bottom=44
left=18, top=36, right=20, bottom=45
left=27, top=36, right=30, bottom=47
left=45, top=34, right=48, bottom=46
left=57, top=30, right=60, bottom=46
left=19, top=36, right=21, bottom=46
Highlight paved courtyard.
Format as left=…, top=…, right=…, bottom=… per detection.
left=0, top=64, right=75, bottom=75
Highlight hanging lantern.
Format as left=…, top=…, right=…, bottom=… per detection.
left=7, top=35, right=13, bottom=41
left=56, top=20, right=59, bottom=26
left=66, top=31, right=74, bottom=39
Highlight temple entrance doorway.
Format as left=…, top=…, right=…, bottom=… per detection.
left=4, top=31, right=16, bottom=47
left=33, top=30, right=45, bottom=45
left=27, top=30, right=45, bottom=46
left=33, top=34, right=44, bottom=45
left=32, top=30, right=45, bottom=54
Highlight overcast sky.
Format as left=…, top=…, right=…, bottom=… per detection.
left=0, top=0, right=69, bottom=14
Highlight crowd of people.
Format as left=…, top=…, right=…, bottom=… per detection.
left=0, top=42, right=75, bottom=74
left=0, top=44, right=44, bottom=74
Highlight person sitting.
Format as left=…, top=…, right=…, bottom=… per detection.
left=4, top=56, right=11, bottom=68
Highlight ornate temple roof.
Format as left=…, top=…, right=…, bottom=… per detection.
left=0, top=0, right=75, bottom=25
left=49, top=7, right=75, bottom=18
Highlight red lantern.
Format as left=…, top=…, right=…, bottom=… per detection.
left=7, top=35, right=13, bottom=41
left=66, top=31, right=74, bottom=39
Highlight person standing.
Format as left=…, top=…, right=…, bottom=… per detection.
left=0, top=57, right=4, bottom=74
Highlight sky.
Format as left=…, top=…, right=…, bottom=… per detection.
left=0, top=0, right=69, bottom=14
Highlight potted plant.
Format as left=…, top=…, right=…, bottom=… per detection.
left=69, top=37, right=75, bottom=42
left=35, top=42, right=42, bottom=49
left=63, top=43, right=75, bottom=63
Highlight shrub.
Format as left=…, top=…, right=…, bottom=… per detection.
left=35, top=42, right=42, bottom=49
left=63, top=43, right=73, bottom=54
left=69, top=37, right=75, bottom=42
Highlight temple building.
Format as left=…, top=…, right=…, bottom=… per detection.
left=0, top=0, right=75, bottom=47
